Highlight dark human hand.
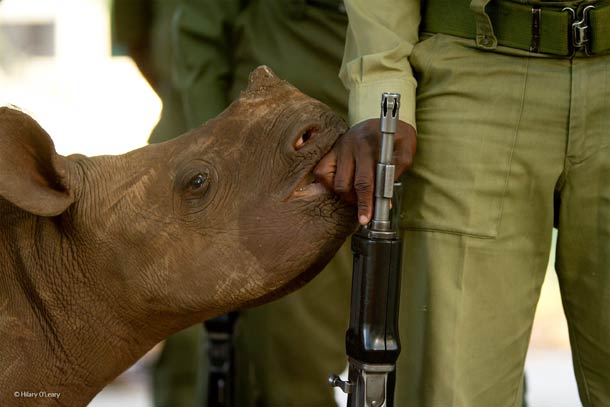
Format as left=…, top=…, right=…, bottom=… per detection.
left=314, top=118, right=416, bottom=225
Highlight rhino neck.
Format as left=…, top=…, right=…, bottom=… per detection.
left=0, top=207, right=165, bottom=406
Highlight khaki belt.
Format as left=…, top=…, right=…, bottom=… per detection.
left=421, top=0, right=610, bottom=56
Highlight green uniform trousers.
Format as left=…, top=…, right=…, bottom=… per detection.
left=395, top=33, right=610, bottom=407
left=160, top=1, right=352, bottom=406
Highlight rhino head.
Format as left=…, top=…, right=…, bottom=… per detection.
left=0, top=66, right=356, bottom=405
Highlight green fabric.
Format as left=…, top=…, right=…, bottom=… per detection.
left=172, top=0, right=243, bottom=128
left=168, top=1, right=351, bottom=406
left=394, top=33, right=610, bottom=406
left=422, top=0, right=610, bottom=56
left=590, top=1, right=610, bottom=54
left=225, top=0, right=349, bottom=118
left=152, top=326, right=202, bottom=407
left=175, top=0, right=348, bottom=129
left=111, top=0, right=152, bottom=55
left=111, top=0, right=187, bottom=144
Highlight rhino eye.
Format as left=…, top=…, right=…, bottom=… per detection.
left=175, top=165, right=215, bottom=213
left=189, top=173, right=208, bottom=191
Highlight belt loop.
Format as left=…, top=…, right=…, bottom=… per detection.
left=470, top=0, right=498, bottom=50
left=530, top=6, right=541, bottom=53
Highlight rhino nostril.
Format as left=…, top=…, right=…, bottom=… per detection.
left=295, top=128, right=317, bottom=150
left=302, top=130, right=312, bottom=143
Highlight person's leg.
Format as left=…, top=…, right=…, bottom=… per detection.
left=555, top=54, right=610, bottom=407
left=395, top=35, right=570, bottom=406
left=153, top=325, right=201, bottom=407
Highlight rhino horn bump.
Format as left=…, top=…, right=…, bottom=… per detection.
left=245, top=65, right=282, bottom=93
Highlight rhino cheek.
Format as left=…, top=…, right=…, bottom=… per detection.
left=149, top=230, right=270, bottom=316
left=236, top=199, right=353, bottom=288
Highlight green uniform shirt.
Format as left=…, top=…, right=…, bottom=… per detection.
left=340, top=0, right=420, bottom=128
left=175, top=0, right=349, bottom=129
left=112, top=0, right=186, bottom=143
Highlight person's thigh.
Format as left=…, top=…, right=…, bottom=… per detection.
left=395, top=35, right=570, bottom=407
left=555, top=54, right=610, bottom=407
left=153, top=325, right=201, bottom=407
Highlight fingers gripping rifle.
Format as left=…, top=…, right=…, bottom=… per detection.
left=330, top=93, right=403, bottom=407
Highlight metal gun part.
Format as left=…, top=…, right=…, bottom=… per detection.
left=330, top=92, right=403, bottom=407
left=371, top=93, right=400, bottom=232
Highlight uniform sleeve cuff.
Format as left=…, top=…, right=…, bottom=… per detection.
left=347, top=78, right=417, bottom=129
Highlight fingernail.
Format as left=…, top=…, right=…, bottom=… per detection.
left=359, top=215, right=368, bottom=225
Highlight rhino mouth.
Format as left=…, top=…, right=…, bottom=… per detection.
left=288, top=124, right=343, bottom=200
left=291, top=172, right=329, bottom=199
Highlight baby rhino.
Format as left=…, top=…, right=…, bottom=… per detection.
left=0, top=66, right=356, bottom=406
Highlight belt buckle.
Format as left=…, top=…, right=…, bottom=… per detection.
left=563, top=5, right=596, bottom=55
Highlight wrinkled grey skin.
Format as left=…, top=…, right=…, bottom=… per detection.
left=0, top=66, right=357, bottom=406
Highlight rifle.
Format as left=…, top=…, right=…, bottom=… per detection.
left=203, top=312, right=239, bottom=407
left=330, top=93, right=403, bottom=407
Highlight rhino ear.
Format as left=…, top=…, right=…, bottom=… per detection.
left=0, top=107, right=74, bottom=216
left=244, top=65, right=282, bottom=93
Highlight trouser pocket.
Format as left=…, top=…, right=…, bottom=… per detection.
left=401, top=34, right=530, bottom=238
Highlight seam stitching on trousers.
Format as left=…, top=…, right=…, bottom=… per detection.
left=557, top=264, right=594, bottom=406
left=507, top=53, right=532, bottom=407
left=502, top=54, right=530, bottom=242
left=450, top=238, right=468, bottom=407
left=562, top=58, right=575, bottom=185
left=570, top=309, right=594, bottom=405
left=400, top=226, right=495, bottom=239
